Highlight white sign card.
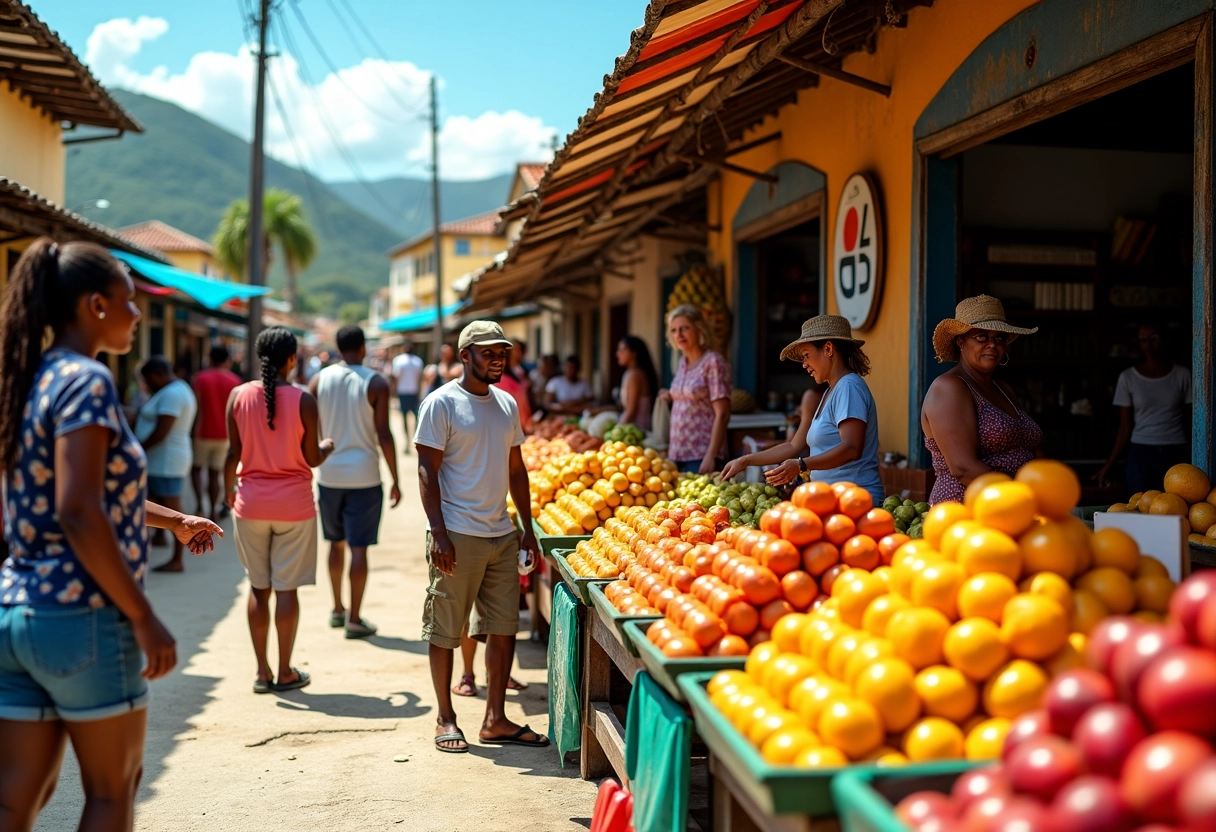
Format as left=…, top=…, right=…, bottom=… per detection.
left=833, top=172, right=884, bottom=330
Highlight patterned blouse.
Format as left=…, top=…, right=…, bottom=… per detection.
left=669, top=351, right=732, bottom=462
left=1, top=349, right=148, bottom=607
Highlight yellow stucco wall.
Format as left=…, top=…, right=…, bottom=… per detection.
left=166, top=250, right=228, bottom=280
left=708, top=0, right=1040, bottom=456
left=0, top=84, right=65, bottom=203
left=391, top=231, right=506, bottom=310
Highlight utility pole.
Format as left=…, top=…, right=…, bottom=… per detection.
left=429, top=73, right=444, bottom=360
left=245, top=0, right=271, bottom=378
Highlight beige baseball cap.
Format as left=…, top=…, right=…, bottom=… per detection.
left=457, top=320, right=513, bottom=351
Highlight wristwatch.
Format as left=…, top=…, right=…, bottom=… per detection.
left=798, top=457, right=808, bottom=474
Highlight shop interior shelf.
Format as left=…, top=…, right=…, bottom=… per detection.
left=548, top=548, right=611, bottom=605
left=832, top=761, right=977, bottom=832
left=623, top=622, right=745, bottom=703
left=588, top=582, right=662, bottom=658
left=531, top=518, right=591, bottom=557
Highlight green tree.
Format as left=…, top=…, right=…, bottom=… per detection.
left=214, top=188, right=318, bottom=311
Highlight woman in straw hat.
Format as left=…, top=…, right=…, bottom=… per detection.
left=725, top=315, right=883, bottom=503
left=921, top=295, right=1042, bottom=505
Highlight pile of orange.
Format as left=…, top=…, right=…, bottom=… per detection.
left=703, top=460, right=1178, bottom=769
left=1109, top=462, right=1216, bottom=547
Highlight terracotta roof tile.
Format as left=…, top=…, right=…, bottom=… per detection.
left=118, top=221, right=214, bottom=255
left=517, top=163, right=548, bottom=192
left=387, top=210, right=504, bottom=257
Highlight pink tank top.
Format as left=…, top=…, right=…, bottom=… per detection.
left=231, top=382, right=316, bottom=521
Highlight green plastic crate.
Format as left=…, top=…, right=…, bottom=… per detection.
left=588, top=582, right=662, bottom=657
left=833, top=761, right=977, bottom=832
left=549, top=548, right=612, bottom=605
left=624, top=621, right=745, bottom=703
left=531, top=517, right=590, bottom=557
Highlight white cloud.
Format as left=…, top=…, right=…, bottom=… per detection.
left=84, top=17, right=557, bottom=182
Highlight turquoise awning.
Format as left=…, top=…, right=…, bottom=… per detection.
left=111, top=250, right=273, bottom=310
left=380, top=301, right=465, bottom=333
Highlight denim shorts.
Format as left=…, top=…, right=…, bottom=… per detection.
left=0, top=604, right=149, bottom=722
left=147, top=475, right=185, bottom=498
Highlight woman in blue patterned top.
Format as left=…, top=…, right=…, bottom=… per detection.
left=0, top=239, right=220, bottom=831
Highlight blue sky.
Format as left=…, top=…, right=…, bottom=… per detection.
left=45, top=1, right=645, bottom=181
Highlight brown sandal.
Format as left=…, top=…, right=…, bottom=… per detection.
left=452, top=673, right=478, bottom=697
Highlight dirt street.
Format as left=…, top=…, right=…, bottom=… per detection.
left=34, top=412, right=598, bottom=832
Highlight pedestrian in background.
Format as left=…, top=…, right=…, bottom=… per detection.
left=0, top=239, right=219, bottom=832
left=391, top=339, right=424, bottom=451
left=191, top=345, right=241, bottom=520
left=415, top=321, right=546, bottom=753
left=136, top=356, right=198, bottom=574
left=225, top=326, right=333, bottom=693
left=661, top=303, right=732, bottom=474
left=311, top=325, right=401, bottom=639
left=422, top=342, right=463, bottom=397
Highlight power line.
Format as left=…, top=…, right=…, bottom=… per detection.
left=265, top=53, right=332, bottom=238
left=319, top=0, right=429, bottom=118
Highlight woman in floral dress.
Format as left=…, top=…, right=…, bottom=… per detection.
left=661, top=304, right=732, bottom=474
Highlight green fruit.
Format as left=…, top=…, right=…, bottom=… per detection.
left=893, top=506, right=916, bottom=523
left=882, top=496, right=903, bottom=512
left=914, top=502, right=930, bottom=515
left=764, top=486, right=779, bottom=497
left=740, top=495, right=756, bottom=512
left=903, top=499, right=915, bottom=508
left=739, top=513, right=754, bottom=526
left=894, top=518, right=908, bottom=533
left=908, top=523, right=923, bottom=540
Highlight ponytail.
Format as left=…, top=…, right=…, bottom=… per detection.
left=0, top=238, right=123, bottom=468
left=255, top=326, right=298, bottom=430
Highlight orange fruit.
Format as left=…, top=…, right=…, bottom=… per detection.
left=1000, top=593, right=1068, bottom=660
left=793, top=481, right=838, bottom=516
left=911, top=561, right=966, bottom=619
left=852, top=657, right=921, bottom=734
left=956, top=572, right=1019, bottom=623
left=1021, top=572, right=1074, bottom=615
left=793, top=746, right=849, bottom=768
left=914, top=665, right=978, bottom=722
left=964, top=717, right=1011, bottom=761
left=1090, top=528, right=1140, bottom=573
left=1015, top=460, right=1081, bottom=519
left=1149, top=492, right=1189, bottom=517
left=891, top=540, right=942, bottom=567
left=1075, top=567, right=1136, bottom=614
left=871, top=566, right=892, bottom=589
left=1134, top=555, right=1169, bottom=580
left=887, top=607, right=951, bottom=669
left=1163, top=463, right=1212, bottom=504
left=802, top=541, right=841, bottom=577
left=841, top=535, right=881, bottom=571
left=889, top=549, right=943, bottom=598
left=745, top=641, right=780, bottom=683
left=1069, top=589, right=1109, bottom=635
left=818, top=698, right=884, bottom=759
left=1133, top=610, right=1165, bottom=624
left=964, top=472, right=1012, bottom=509
left=1189, top=502, right=1216, bottom=534
left=787, top=676, right=822, bottom=716
left=835, top=573, right=886, bottom=629
left=923, top=502, right=971, bottom=548
left=857, top=509, right=897, bottom=540
left=940, top=520, right=985, bottom=562
left=771, top=612, right=809, bottom=654
left=807, top=623, right=846, bottom=671
left=903, top=717, right=965, bottom=762
left=748, top=709, right=801, bottom=747
left=1044, top=636, right=1085, bottom=677
left=831, top=482, right=859, bottom=499
left=860, top=746, right=909, bottom=767
left=1137, top=489, right=1163, bottom=514
left=877, top=534, right=911, bottom=566
left=844, top=638, right=894, bottom=687
left=781, top=571, right=818, bottom=611
left=956, top=528, right=1022, bottom=580
left=943, top=617, right=1009, bottom=681
left=794, top=676, right=849, bottom=730
left=824, top=514, right=857, bottom=547
left=982, top=659, right=1049, bottom=719
left=838, top=487, right=874, bottom=520
left=760, top=726, right=820, bottom=764
left=862, top=593, right=911, bottom=638
left=708, top=669, right=750, bottom=697
left=1059, top=515, right=1093, bottom=572
left=1133, top=574, right=1175, bottom=614
left=972, top=482, right=1038, bottom=537
left=780, top=508, right=824, bottom=547
left=1018, top=520, right=1078, bottom=579
left=827, top=631, right=872, bottom=681
left=767, top=655, right=817, bottom=706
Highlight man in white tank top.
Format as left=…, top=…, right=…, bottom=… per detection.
left=310, top=326, right=401, bottom=638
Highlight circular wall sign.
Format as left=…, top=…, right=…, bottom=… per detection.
left=833, top=172, right=884, bottom=330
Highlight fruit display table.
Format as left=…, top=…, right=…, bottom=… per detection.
left=550, top=548, right=612, bottom=605
left=581, top=603, right=644, bottom=783
left=831, top=762, right=975, bottom=832
left=625, top=621, right=747, bottom=703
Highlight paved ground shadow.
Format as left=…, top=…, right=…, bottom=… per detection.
left=274, top=689, right=430, bottom=720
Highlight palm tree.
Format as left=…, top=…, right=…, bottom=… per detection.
left=214, top=189, right=317, bottom=311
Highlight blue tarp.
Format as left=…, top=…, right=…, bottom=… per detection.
left=379, top=301, right=465, bottom=332
left=110, top=250, right=273, bottom=311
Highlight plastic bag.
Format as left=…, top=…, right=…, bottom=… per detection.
left=648, top=396, right=671, bottom=450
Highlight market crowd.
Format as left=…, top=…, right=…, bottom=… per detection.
left=0, top=240, right=1191, bottom=829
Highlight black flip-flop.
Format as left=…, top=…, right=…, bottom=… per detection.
left=272, top=669, right=311, bottom=692
left=480, top=724, right=550, bottom=747
left=435, top=730, right=469, bottom=753
left=253, top=678, right=272, bottom=694
left=344, top=619, right=378, bottom=640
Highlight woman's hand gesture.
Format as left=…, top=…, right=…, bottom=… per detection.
left=764, top=459, right=802, bottom=487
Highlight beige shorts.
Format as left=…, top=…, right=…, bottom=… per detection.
left=422, top=530, right=520, bottom=649
left=233, top=516, right=318, bottom=591
left=193, top=439, right=229, bottom=471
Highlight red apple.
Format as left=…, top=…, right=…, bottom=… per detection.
left=1072, top=702, right=1148, bottom=778
left=1168, top=571, right=1216, bottom=643
left=960, top=795, right=1013, bottom=832
left=1044, top=668, right=1115, bottom=736
left=1137, top=646, right=1216, bottom=736
left=1128, top=827, right=1182, bottom=832
left=1197, top=594, right=1216, bottom=652
left=1005, top=734, right=1082, bottom=802
left=1120, top=731, right=1215, bottom=823
left=896, top=791, right=956, bottom=828
left=965, top=797, right=1050, bottom=832
left=1087, top=617, right=1143, bottom=676
left=1047, top=776, right=1136, bottom=832
left=1110, top=624, right=1188, bottom=704
left=950, top=767, right=1012, bottom=814
left=1002, top=710, right=1052, bottom=761
left=915, top=819, right=962, bottom=832
left=1177, top=757, right=1216, bottom=831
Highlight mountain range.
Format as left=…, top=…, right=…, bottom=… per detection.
left=65, top=90, right=511, bottom=315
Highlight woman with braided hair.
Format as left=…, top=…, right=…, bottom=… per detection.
left=224, top=326, right=333, bottom=693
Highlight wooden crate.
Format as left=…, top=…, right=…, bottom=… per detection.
left=879, top=466, right=935, bottom=503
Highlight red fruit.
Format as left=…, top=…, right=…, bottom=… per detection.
left=1048, top=776, right=1136, bottom=832
left=1002, top=710, right=1052, bottom=761
left=1120, top=731, right=1214, bottom=823
left=950, top=767, right=1012, bottom=814
left=1168, top=571, right=1216, bottom=643
left=1005, top=734, right=1082, bottom=802
left=959, top=795, right=1012, bottom=832
left=963, top=796, right=1049, bottom=832
left=1072, top=702, right=1148, bottom=778
left=707, top=505, right=731, bottom=528
left=1198, top=595, right=1216, bottom=651
left=1044, top=668, right=1115, bottom=736
left=1110, top=624, right=1187, bottom=703
left=1176, top=757, right=1216, bottom=831
left=895, top=791, right=956, bottom=828
left=1087, top=617, right=1142, bottom=676
left=1136, top=646, right=1216, bottom=736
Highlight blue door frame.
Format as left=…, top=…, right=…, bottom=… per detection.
left=909, top=0, right=1216, bottom=472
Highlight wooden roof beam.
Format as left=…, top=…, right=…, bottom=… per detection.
left=675, top=152, right=777, bottom=182
left=775, top=53, right=890, bottom=96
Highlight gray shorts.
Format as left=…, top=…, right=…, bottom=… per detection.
left=233, top=516, right=318, bottom=591
left=422, top=530, right=520, bottom=650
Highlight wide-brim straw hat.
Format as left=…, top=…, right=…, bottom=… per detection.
left=932, top=294, right=1038, bottom=363
left=780, top=315, right=864, bottom=361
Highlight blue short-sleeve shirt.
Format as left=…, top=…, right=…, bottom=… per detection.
left=807, top=373, right=884, bottom=504
left=1, top=349, right=148, bottom=608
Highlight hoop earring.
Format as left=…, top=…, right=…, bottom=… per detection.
left=999, top=353, right=1009, bottom=366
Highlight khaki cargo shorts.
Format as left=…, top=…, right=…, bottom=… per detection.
left=422, top=530, right=520, bottom=649
left=192, top=439, right=229, bottom=471
left=233, top=516, right=318, bottom=591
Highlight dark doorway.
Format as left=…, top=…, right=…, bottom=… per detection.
left=755, top=219, right=821, bottom=410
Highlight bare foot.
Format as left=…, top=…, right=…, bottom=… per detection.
left=152, top=560, right=184, bottom=573
left=435, top=719, right=468, bottom=752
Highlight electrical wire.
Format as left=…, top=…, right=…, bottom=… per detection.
left=319, top=0, right=429, bottom=118
left=265, top=49, right=332, bottom=237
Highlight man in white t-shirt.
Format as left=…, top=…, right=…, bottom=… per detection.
left=543, top=355, right=593, bottom=415
left=391, top=341, right=424, bottom=450
left=136, top=356, right=198, bottom=573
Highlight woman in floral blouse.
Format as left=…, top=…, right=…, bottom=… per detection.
left=661, top=304, right=732, bottom=473
left=0, top=239, right=219, bottom=831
